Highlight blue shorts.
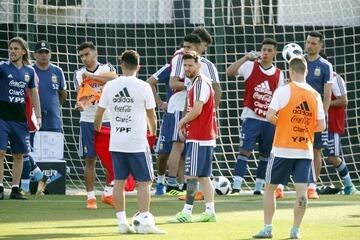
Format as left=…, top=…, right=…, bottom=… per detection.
left=323, top=132, right=341, bottom=157
left=0, top=119, right=30, bottom=154
left=111, top=148, right=154, bottom=182
left=29, top=132, right=35, bottom=149
left=185, top=141, right=214, bottom=177
left=170, top=111, right=183, bottom=142
left=165, top=111, right=182, bottom=142
left=314, top=132, right=327, bottom=149
left=155, top=112, right=173, bottom=154
left=79, top=121, right=110, bottom=158
left=240, top=118, right=275, bottom=155
left=265, top=156, right=314, bottom=185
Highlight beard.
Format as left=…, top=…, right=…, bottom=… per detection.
left=185, top=72, right=196, bottom=79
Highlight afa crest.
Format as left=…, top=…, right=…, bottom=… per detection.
left=314, top=67, right=321, bottom=77
left=24, top=73, right=30, bottom=82
left=51, top=74, right=58, bottom=83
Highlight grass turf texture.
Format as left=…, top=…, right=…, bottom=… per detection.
left=0, top=194, right=359, bottom=240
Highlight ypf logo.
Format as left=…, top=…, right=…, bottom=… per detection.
left=116, top=127, right=131, bottom=133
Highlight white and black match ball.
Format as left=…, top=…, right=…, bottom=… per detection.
left=213, top=176, right=231, bottom=195
left=132, top=212, right=141, bottom=232
left=132, top=212, right=155, bottom=231
left=282, top=43, right=303, bottom=63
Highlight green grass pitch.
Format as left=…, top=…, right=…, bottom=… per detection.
left=0, top=194, right=359, bottom=240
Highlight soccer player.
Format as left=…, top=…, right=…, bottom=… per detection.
left=253, top=56, right=325, bottom=239
left=74, top=41, right=117, bottom=209
left=226, top=38, right=284, bottom=194
left=181, top=26, right=222, bottom=201
left=191, top=26, right=222, bottom=108
left=164, top=34, right=204, bottom=195
left=326, top=72, right=357, bottom=195
left=0, top=37, right=41, bottom=200
left=33, top=41, right=67, bottom=131
left=167, top=51, right=217, bottom=223
left=319, top=53, right=357, bottom=195
left=146, top=64, right=173, bottom=195
left=304, top=31, right=333, bottom=199
left=169, top=30, right=221, bottom=200
left=21, top=40, right=67, bottom=195
left=94, top=50, right=165, bottom=234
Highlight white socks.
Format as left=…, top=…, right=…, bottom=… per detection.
left=182, top=204, right=193, bottom=215
left=205, top=202, right=215, bottom=215
left=116, top=211, right=127, bottom=224
left=87, top=191, right=96, bottom=200
left=308, top=183, right=317, bottom=190
left=103, top=186, right=113, bottom=196
left=157, top=175, right=165, bottom=184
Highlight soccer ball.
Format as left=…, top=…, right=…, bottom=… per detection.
left=213, top=176, right=231, bottom=195
left=132, top=212, right=142, bottom=232
left=282, top=43, right=303, bottom=62
left=132, top=212, right=155, bottom=232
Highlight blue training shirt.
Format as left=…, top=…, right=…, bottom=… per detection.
left=305, top=56, right=333, bottom=96
left=33, top=63, right=66, bottom=130
left=0, top=61, right=36, bottom=122
left=153, top=64, right=172, bottom=102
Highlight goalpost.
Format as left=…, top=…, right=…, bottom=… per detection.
left=0, top=0, right=359, bottom=192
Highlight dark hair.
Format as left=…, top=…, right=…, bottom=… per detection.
left=77, top=41, right=96, bottom=52
left=308, top=31, right=323, bottom=42
left=183, top=51, right=200, bottom=63
left=262, top=38, right=277, bottom=48
left=119, top=50, right=140, bottom=70
left=289, top=55, right=307, bottom=74
left=183, top=34, right=202, bottom=45
left=9, top=37, right=31, bottom=65
left=192, top=26, right=213, bottom=45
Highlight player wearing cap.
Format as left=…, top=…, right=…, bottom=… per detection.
left=20, top=41, right=67, bottom=195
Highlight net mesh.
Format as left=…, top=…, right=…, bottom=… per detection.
left=0, top=0, right=359, bottom=191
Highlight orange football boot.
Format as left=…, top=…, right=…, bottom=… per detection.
left=275, top=187, right=284, bottom=199
left=101, top=195, right=115, bottom=208
left=87, top=198, right=98, bottom=209
left=307, top=188, right=319, bottom=199
left=178, top=191, right=204, bottom=201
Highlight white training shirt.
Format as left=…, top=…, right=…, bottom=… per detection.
left=237, top=60, right=285, bottom=121
left=268, top=81, right=325, bottom=159
left=332, top=72, right=347, bottom=97
left=73, top=63, right=116, bottom=123
left=98, top=76, right=156, bottom=152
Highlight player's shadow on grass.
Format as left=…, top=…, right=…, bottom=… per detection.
left=237, top=238, right=289, bottom=240
left=0, top=232, right=115, bottom=240
left=343, top=225, right=360, bottom=228
left=23, top=224, right=117, bottom=230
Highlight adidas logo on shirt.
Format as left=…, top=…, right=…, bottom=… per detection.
left=293, top=101, right=312, bottom=116
left=254, top=80, right=272, bottom=95
left=8, top=74, right=13, bottom=79
left=113, top=87, right=134, bottom=103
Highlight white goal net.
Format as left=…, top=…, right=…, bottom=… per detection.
left=0, top=0, right=359, bottom=191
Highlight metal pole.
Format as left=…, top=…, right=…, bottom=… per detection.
left=28, top=0, right=36, bottom=51
left=13, top=0, right=20, bottom=35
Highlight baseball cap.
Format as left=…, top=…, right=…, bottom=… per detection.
left=34, top=41, right=51, bottom=52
